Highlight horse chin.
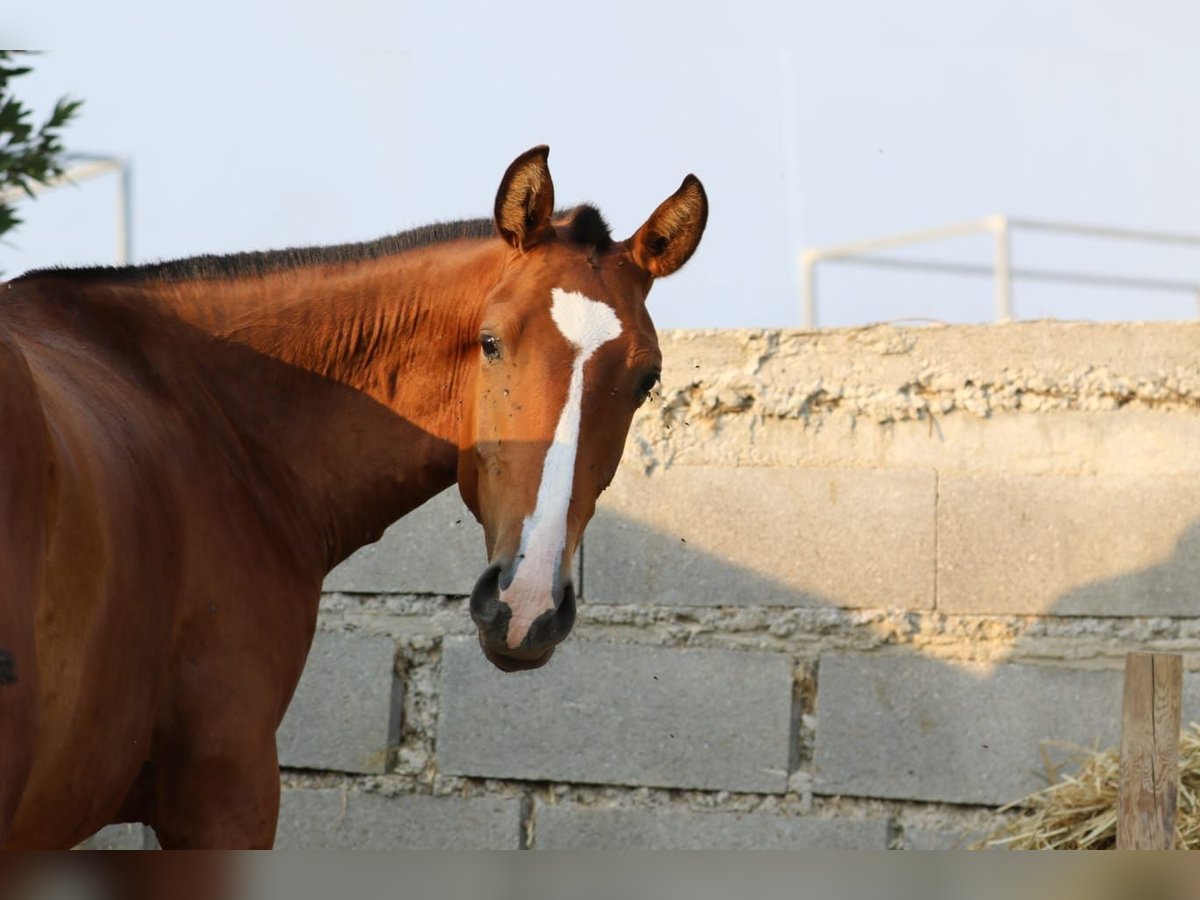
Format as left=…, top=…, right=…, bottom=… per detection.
left=480, top=641, right=556, bottom=673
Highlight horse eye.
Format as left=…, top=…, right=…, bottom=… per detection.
left=480, top=335, right=500, bottom=360
left=635, top=371, right=660, bottom=404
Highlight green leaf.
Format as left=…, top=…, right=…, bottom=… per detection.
left=0, top=51, right=83, bottom=239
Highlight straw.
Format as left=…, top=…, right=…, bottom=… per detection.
left=978, top=723, right=1200, bottom=850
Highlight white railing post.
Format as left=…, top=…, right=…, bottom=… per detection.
left=0, top=154, right=130, bottom=266
left=115, top=157, right=133, bottom=265
left=800, top=248, right=817, bottom=329
left=801, top=216, right=1200, bottom=324
left=991, top=214, right=1013, bottom=323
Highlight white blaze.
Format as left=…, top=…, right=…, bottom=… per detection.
left=501, top=287, right=622, bottom=649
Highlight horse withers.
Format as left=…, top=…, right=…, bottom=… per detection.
left=0, top=146, right=707, bottom=848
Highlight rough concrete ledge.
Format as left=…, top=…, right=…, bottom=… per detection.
left=653, top=323, right=1200, bottom=424
left=628, top=323, right=1200, bottom=473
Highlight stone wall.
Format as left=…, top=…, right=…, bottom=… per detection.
left=87, top=322, right=1200, bottom=850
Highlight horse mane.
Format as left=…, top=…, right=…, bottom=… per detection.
left=15, top=204, right=613, bottom=285
left=560, top=204, right=612, bottom=251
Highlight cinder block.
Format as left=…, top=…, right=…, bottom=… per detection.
left=323, top=486, right=580, bottom=596
left=76, top=823, right=149, bottom=850
left=533, top=805, right=889, bottom=849
left=324, top=487, right=483, bottom=595
left=276, top=630, right=399, bottom=774
left=584, top=466, right=935, bottom=609
left=812, top=653, right=1200, bottom=805
left=437, top=638, right=793, bottom=793
left=275, top=788, right=521, bottom=849
left=938, top=473, right=1200, bottom=615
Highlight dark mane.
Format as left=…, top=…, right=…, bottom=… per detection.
left=15, top=203, right=614, bottom=285
left=15, top=217, right=498, bottom=285
left=558, top=204, right=613, bottom=251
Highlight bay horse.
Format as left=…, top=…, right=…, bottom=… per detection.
left=0, top=146, right=707, bottom=849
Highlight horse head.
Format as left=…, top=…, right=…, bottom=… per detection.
left=458, top=146, right=707, bottom=671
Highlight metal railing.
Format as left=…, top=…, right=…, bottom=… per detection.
left=0, top=153, right=133, bottom=264
left=799, top=215, right=1200, bottom=328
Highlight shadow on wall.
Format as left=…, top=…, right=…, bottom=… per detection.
left=807, top=510, right=1200, bottom=815
left=1053, top=520, right=1200, bottom=617
left=323, top=476, right=1200, bottom=820
left=581, top=464, right=938, bottom=611
left=80, top=486, right=1200, bottom=850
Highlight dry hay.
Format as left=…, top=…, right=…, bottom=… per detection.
left=979, top=723, right=1200, bottom=850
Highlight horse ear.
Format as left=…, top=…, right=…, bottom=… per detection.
left=628, top=174, right=708, bottom=278
left=494, top=145, right=555, bottom=251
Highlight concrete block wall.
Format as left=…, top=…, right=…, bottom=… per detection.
left=86, top=322, right=1200, bottom=849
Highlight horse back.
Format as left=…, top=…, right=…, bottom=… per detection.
left=0, top=316, right=52, bottom=843
left=0, top=280, right=318, bottom=847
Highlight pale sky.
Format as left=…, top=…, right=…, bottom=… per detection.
left=5, top=1, right=1200, bottom=329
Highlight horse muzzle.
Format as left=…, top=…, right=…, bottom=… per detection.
left=469, top=562, right=576, bottom=672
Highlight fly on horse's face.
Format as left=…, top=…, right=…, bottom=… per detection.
left=458, top=147, right=707, bottom=672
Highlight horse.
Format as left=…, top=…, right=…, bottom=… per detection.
left=0, top=145, right=707, bottom=849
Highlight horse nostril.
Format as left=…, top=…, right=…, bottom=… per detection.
left=469, top=564, right=504, bottom=628
left=510, top=581, right=576, bottom=652
left=549, top=582, right=576, bottom=642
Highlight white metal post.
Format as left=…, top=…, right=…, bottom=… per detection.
left=115, top=158, right=132, bottom=265
left=800, top=215, right=1200, bottom=324
left=991, top=214, right=1013, bottom=322
left=0, top=155, right=130, bottom=266
left=800, top=249, right=817, bottom=329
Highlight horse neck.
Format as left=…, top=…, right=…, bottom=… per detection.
left=150, top=240, right=503, bottom=570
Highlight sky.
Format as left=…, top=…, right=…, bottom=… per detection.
left=5, top=1, right=1200, bottom=329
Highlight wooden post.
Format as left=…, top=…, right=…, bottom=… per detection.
left=1117, top=652, right=1183, bottom=849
